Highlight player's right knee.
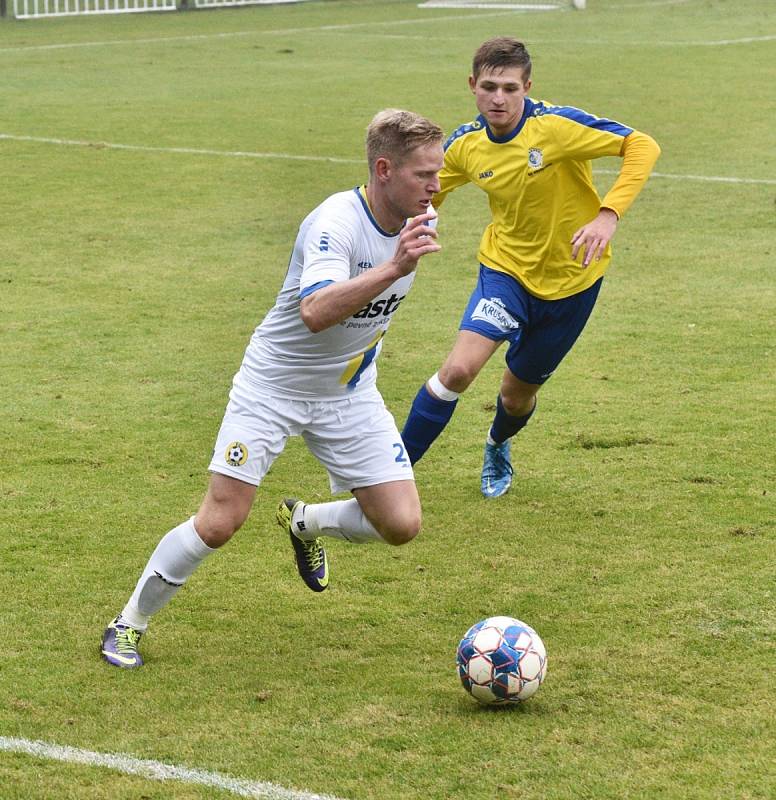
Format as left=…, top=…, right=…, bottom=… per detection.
left=197, top=475, right=255, bottom=546
left=438, top=362, right=478, bottom=394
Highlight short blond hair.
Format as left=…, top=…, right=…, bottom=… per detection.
left=366, top=109, right=443, bottom=175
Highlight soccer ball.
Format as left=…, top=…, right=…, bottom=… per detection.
left=456, top=616, right=548, bottom=705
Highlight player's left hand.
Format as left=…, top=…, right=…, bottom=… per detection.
left=571, top=208, right=618, bottom=267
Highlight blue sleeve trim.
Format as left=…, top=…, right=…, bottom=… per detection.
left=544, top=105, right=633, bottom=137
left=443, top=116, right=486, bottom=151
left=299, top=279, right=335, bottom=300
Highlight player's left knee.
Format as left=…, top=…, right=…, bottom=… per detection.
left=378, top=510, right=422, bottom=546
left=501, top=396, right=535, bottom=417
left=500, top=383, right=539, bottom=417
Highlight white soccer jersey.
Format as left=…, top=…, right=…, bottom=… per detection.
left=240, top=187, right=430, bottom=400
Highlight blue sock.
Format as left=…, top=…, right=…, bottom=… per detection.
left=401, top=384, right=458, bottom=465
left=489, top=395, right=536, bottom=444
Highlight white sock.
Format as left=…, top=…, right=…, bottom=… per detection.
left=120, top=517, right=216, bottom=630
left=295, top=499, right=384, bottom=544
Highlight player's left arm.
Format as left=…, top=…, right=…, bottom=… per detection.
left=571, top=130, right=661, bottom=266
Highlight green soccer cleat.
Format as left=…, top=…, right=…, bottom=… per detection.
left=276, top=498, right=329, bottom=592
left=101, top=616, right=144, bottom=668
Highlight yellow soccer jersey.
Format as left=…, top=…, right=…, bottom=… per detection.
left=436, top=98, right=660, bottom=300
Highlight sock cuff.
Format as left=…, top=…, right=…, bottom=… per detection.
left=183, top=516, right=217, bottom=558
left=428, top=372, right=460, bottom=402
left=414, top=383, right=458, bottom=424
left=489, top=395, right=537, bottom=443
left=497, top=394, right=537, bottom=423
left=118, top=607, right=148, bottom=632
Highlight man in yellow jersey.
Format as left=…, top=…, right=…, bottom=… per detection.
left=401, top=37, right=660, bottom=498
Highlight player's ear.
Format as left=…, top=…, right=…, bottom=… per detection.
left=524, top=78, right=532, bottom=93
left=374, top=156, right=391, bottom=182
left=468, top=75, right=476, bottom=93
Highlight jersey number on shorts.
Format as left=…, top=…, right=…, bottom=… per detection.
left=393, top=443, right=408, bottom=464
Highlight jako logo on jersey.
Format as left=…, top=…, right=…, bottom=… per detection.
left=353, top=293, right=405, bottom=319
left=225, top=442, right=248, bottom=467
left=319, top=233, right=331, bottom=252
left=357, top=260, right=374, bottom=271
left=479, top=170, right=494, bottom=180
left=471, top=297, right=520, bottom=333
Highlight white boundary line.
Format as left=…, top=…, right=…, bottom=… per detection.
left=0, top=31, right=256, bottom=53
left=1, top=133, right=774, bottom=186
left=0, top=736, right=348, bottom=800
left=595, top=167, right=776, bottom=186
left=1, top=5, right=771, bottom=53
left=1, top=28, right=771, bottom=54
left=659, top=34, right=776, bottom=46
left=418, top=3, right=559, bottom=9
left=0, top=133, right=363, bottom=164
left=597, top=0, right=693, bottom=6
left=0, top=11, right=522, bottom=53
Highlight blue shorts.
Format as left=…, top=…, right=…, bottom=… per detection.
left=460, top=265, right=603, bottom=385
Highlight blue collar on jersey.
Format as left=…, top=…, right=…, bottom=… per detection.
left=354, top=186, right=403, bottom=238
left=482, top=97, right=537, bottom=144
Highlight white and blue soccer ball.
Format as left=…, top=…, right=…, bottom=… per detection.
left=457, top=616, right=548, bottom=705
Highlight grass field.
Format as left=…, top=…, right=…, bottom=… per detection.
left=1, top=1, right=774, bottom=798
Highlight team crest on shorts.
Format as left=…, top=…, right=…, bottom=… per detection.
left=225, top=441, right=248, bottom=467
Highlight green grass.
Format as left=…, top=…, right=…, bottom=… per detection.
left=1, top=1, right=775, bottom=798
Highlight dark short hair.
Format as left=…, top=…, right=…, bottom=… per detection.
left=366, top=109, right=444, bottom=175
left=472, top=37, right=532, bottom=82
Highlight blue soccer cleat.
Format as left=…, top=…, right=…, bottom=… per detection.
left=276, top=499, right=329, bottom=592
left=101, top=616, right=144, bottom=668
left=481, top=439, right=514, bottom=498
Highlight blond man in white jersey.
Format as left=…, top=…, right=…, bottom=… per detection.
left=102, top=110, right=444, bottom=668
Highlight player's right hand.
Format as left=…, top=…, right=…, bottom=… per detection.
left=391, top=211, right=441, bottom=275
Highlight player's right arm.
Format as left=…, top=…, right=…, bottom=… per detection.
left=300, top=212, right=440, bottom=333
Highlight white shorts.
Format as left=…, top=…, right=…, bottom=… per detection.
left=208, top=371, right=414, bottom=494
